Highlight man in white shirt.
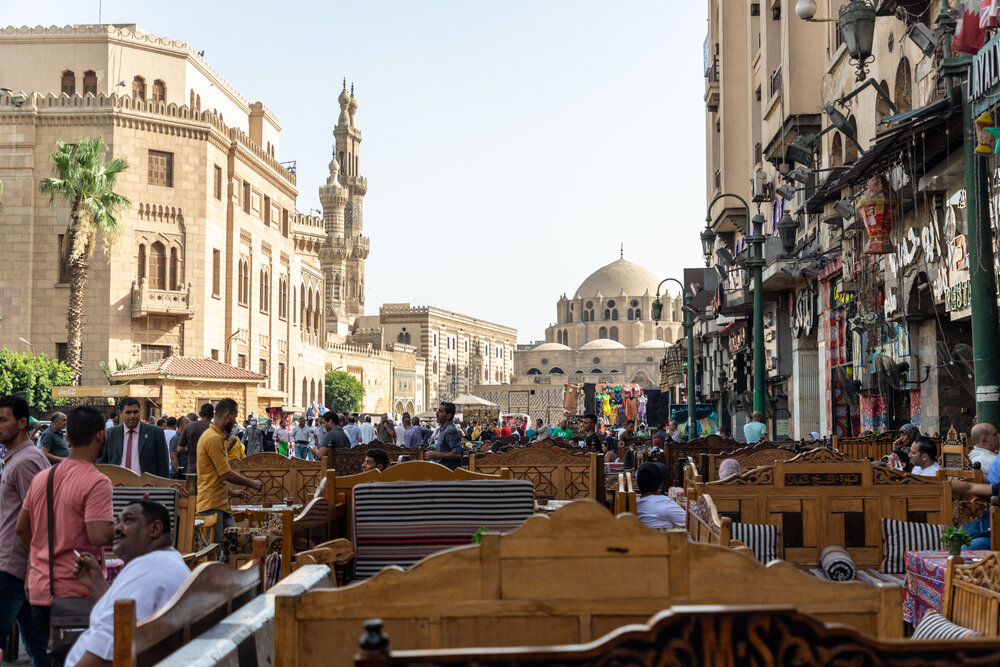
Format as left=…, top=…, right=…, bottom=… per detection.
left=969, top=422, right=1000, bottom=471
left=65, top=499, right=189, bottom=667
left=358, top=416, right=377, bottom=445
left=395, top=418, right=407, bottom=446
left=909, top=436, right=942, bottom=477
left=633, top=462, right=685, bottom=530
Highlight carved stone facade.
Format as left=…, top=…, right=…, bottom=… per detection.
left=0, top=24, right=326, bottom=411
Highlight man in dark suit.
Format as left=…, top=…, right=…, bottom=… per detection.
left=99, top=397, right=169, bottom=477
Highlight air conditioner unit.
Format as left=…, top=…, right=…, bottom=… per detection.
left=751, top=171, right=771, bottom=203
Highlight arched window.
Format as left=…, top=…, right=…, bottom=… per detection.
left=398, top=333, right=406, bottom=344
left=567, top=311, right=572, bottom=322
left=604, top=309, right=611, bottom=320
left=61, top=70, right=75, bottom=95
left=303, top=378, right=308, bottom=405
left=549, top=367, right=565, bottom=374
left=333, top=274, right=341, bottom=299
left=656, top=327, right=664, bottom=340
left=627, top=308, right=634, bottom=320
left=556, top=330, right=562, bottom=345
left=582, top=310, right=589, bottom=322
left=830, top=134, right=843, bottom=168
left=152, top=79, right=166, bottom=102
left=195, top=94, right=201, bottom=110
left=149, top=242, right=166, bottom=289
left=169, top=247, right=179, bottom=290
left=591, top=368, right=603, bottom=374
left=259, top=269, right=270, bottom=313
left=314, top=290, right=321, bottom=330
left=599, top=326, right=608, bottom=338
left=575, top=370, right=584, bottom=374
left=894, top=58, right=912, bottom=114
left=527, top=368, right=542, bottom=375
left=311, top=379, right=316, bottom=404
left=609, top=326, right=619, bottom=341
left=137, top=244, right=146, bottom=283
left=588, top=309, right=595, bottom=321
left=82, top=71, right=97, bottom=96
left=665, top=329, right=674, bottom=343
left=611, top=309, right=618, bottom=321
left=876, top=79, right=892, bottom=120
left=300, top=282, right=306, bottom=324
left=563, top=329, right=568, bottom=345
left=845, top=116, right=859, bottom=163
left=635, top=308, right=641, bottom=320
left=132, top=76, right=146, bottom=99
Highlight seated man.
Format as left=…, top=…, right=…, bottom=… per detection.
left=362, top=448, right=389, bottom=473
left=970, top=422, right=999, bottom=471
left=952, top=479, right=1000, bottom=550
left=909, top=436, right=941, bottom=477
left=634, top=462, right=685, bottom=530
left=64, top=500, right=190, bottom=667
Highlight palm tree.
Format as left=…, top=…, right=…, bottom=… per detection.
left=40, top=136, right=130, bottom=385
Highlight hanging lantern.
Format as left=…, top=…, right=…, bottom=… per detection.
left=975, top=112, right=996, bottom=154
left=856, top=174, right=893, bottom=254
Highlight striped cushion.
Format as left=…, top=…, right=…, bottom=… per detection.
left=820, top=545, right=856, bottom=581
left=353, top=480, right=535, bottom=580
left=112, top=487, right=179, bottom=545
left=912, top=612, right=981, bottom=640
left=858, top=569, right=906, bottom=587
left=731, top=522, right=780, bottom=563
left=264, top=552, right=282, bottom=589
left=880, top=518, right=946, bottom=574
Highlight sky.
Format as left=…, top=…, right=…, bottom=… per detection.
left=5, top=0, right=708, bottom=343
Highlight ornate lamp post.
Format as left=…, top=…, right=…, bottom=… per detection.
left=706, top=193, right=767, bottom=420
left=839, top=0, right=877, bottom=81
left=653, top=278, right=696, bottom=441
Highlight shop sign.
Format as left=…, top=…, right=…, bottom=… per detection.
left=728, top=325, right=747, bottom=354
left=831, top=280, right=852, bottom=308
left=52, top=384, right=161, bottom=398
left=791, top=286, right=816, bottom=338
left=946, top=270, right=1000, bottom=313
left=972, top=31, right=1000, bottom=113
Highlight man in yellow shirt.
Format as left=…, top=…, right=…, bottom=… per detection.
left=196, top=398, right=263, bottom=545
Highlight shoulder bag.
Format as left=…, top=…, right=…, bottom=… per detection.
left=46, top=465, right=95, bottom=659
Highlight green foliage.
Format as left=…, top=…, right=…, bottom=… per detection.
left=324, top=370, right=364, bottom=413
left=0, top=349, right=73, bottom=412
left=99, top=359, right=133, bottom=385
left=471, top=527, right=489, bottom=544
left=941, top=526, right=973, bottom=549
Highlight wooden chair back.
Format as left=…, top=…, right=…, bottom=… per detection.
left=661, top=434, right=742, bottom=487
left=941, top=425, right=970, bottom=471
left=614, top=472, right=635, bottom=515
left=274, top=501, right=903, bottom=667
left=351, top=606, right=1000, bottom=666
left=332, top=443, right=423, bottom=476
left=469, top=442, right=603, bottom=502
left=229, top=453, right=324, bottom=505
left=942, top=552, right=1000, bottom=636
left=98, top=465, right=196, bottom=556
left=702, top=442, right=797, bottom=481
left=292, top=538, right=355, bottom=587
left=112, top=536, right=266, bottom=667
left=690, top=447, right=952, bottom=568
left=280, top=496, right=343, bottom=578
left=831, top=431, right=899, bottom=462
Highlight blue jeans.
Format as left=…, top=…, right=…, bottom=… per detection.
left=963, top=513, right=992, bottom=551
left=294, top=444, right=310, bottom=459
left=0, top=570, right=51, bottom=667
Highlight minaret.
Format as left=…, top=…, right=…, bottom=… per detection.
left=318, top=145, right=349, bottom=335
left=331, top=80, right=369, bottom=325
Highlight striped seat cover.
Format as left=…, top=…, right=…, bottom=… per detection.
left=353, top=480, right=535, bottom=580
left=913, top=611, right=982, bottom=640
left=730, top=522, right=781, bottom=564
left=111, top=487, right=179, bottom=545
left=880, top=518, right=947, bottom=574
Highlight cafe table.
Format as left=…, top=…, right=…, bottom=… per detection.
left=223, top=503, right=302, bottom=564
left=903, top=549, right=992, bottom=627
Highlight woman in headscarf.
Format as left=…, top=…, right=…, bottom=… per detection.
left=718, top=458, right=742, bottom=479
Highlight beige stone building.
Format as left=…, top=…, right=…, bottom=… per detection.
left=0, top=24, right=327, bottom=414
left=514, top=258, right=684, bottom=387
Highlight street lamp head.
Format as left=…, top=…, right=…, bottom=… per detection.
left=777, top=209, right=799, bottom=253
left=839, top=0, right=876, bottom=81
left=786, top=135, right=816, bottom=167
left=795, top=0, right=818, bottom=19
left=651, top=298, right=663, bottom=323
left=775, top=184, right=797, bottom=200
left=788, top=166, right=811, bottom=184
left=700, top=225, right=717, bottom=260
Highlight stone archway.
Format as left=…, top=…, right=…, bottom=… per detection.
left=632, top=370, right=653, bottom=387
left=405, top=401, right=414, bottom=414
left=394, top=401, right=404, bottom=416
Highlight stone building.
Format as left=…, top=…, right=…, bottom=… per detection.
left=514, top=257, right=684, bottom=387
left=0, top=24, right=326, bottom=413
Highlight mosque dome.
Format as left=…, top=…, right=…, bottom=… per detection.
left=574, top=258, right=661, bottom=299
left=532, top=342, right=571, bottom=351
left=580, top=338, right=627, bottom=350
left=636, top=339, right=669, bottom=348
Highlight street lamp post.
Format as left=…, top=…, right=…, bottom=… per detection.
left=653, top=279, right=696, bottom=441
left=705, top=193, right=767, bottom=421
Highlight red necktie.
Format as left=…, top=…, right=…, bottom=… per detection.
left=125, top=430, right=134, bottom=470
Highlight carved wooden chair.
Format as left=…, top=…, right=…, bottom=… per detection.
left=942, top=552, right=1000, bottom=636
left=230, top=453, right=324, bottom=505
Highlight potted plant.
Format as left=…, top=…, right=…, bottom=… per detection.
left=940, top=526, right=972, bottom=557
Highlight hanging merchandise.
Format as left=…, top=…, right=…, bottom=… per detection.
left=637, top=394, right=648, bottom=422
left=857, top=175, right=894, bottom=254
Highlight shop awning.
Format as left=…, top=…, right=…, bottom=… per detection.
left=804, top=97, right=956, bottom=213
left=52, top=384, right=161, bottom=399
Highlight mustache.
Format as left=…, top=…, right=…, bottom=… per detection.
left=113, top=531, right=126, bottom=540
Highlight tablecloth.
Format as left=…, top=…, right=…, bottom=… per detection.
left=903, top=549, right=992, bottom=626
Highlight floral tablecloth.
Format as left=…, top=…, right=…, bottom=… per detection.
left=903, top=549, right=992, bottom=626
left=221, top=526, right=282, bottom=562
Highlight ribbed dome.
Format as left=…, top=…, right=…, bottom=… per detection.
left=574, top=258, right=661, bottom=299
left=580, top=338, right=627, bottom=350
left=532, top=342, right=571, bottom=351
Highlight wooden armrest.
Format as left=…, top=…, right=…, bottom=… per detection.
left=183, top=542, right=220, bottom=568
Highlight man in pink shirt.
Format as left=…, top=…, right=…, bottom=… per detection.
left=0, top=395, right=51, bottom=666
left=17, top=405, right=114, bottom=663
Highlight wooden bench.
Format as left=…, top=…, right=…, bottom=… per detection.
left=831, top=430, right=899, bottom=462
left=279, top=495, right=343, bottom=579
left=352, top=605, right=1000, bottom=666
left=700, top=441, right=797, bottom=481
left=468, top=442, right=603, bottom=502
left=614, top=472, right=635, bottom=515
left=230, top=453, right=324, bottom=505
left=150, top=565, right=333, bottom=667
left=689, top=447, right=952, bottom=569
left=97, top=465, right=214, bottom=564
left=332, top=442, right=423, bottom=476
left=111, top=536, right=266, bottom=666
left=943, top=552, right=1000, bottom=636
left=660, top=434, right=741, bottom=487
left=273, top=500, right=903, bottom=667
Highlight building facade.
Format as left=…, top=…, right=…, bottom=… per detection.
left=0, top=24, right=327, bottom=412
left=514, top=257, right=684, bottom=387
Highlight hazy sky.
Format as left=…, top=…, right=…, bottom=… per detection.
left=7, top=1, right=708, bottom=342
